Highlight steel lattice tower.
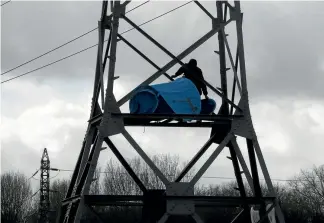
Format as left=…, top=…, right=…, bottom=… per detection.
left=39, top=148, right=50, bottom=223
left=57, top=1, right=286, bottom=223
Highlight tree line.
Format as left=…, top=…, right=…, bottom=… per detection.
left=1, top=154, right=323, bottom=223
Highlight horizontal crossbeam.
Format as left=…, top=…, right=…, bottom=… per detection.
left=89, top=113, right=243, bottom=126
left=112, top=113, right=243, bottom=120
left=123, top=120, right=230, bottom=127
left=84, top=195, right=276, bottom=206
left=89, top=201, right=142, bottom=207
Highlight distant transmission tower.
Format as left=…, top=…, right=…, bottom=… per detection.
left=39, top=148, right=50, bottom=223
left=57, top=1, right=286, bottom=223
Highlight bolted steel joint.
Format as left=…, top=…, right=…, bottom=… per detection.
left=113, top=4, right=126, bottom=17
left=103, top=15, right=112, bottom=29
left=212, top=18, right=221, bottom=30
left=112, top=19, right=119, bottom=27
left=109, top=55, right=116, bottom=63
left=229, top=5, right=241, bottom=21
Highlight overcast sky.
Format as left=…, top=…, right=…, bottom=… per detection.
left=1, top=0, right=324, bottom=192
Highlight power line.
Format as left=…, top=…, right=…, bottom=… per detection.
left=1, top=1, right=193, bottom=84
left=1, top=0, right=11, bottom=7
left=124, top=0, right=150, bottom=14
left=31, top=189, right=40, bottom=199
left=1, top=43, right=98, bottom=84
left=49, top=170, right=61, bottom=179
left=1, top=28, right=98, bottom=76
left=120, top=0, right=193, bottom=35
left=21, top=189, right=40, bottom=223
left=29, top=167, right=62, bottom=181
left=28, top=169, right=40, bottom=180
left=53, top=168, right=300, bottom=182
left=0, top=1, right=150, bottom=76
left=31, top=176, right=40, bottom=181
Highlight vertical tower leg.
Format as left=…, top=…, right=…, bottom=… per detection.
left=232, top=1, right=286, bottom=222
left=253, top=139, right=286, bottom=223
left=216, top=1, right=250, bottom=221
left=247, top=139, right=269, bottom=223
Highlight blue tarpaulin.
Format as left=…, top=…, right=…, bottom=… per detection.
left=129, top=78, right=216, bottom=116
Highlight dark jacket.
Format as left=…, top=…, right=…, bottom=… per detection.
left=174, top=63, right=208, bottom=96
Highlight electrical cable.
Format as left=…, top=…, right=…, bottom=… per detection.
left=124, top=0, right=150, bottom=14
left=1, top=43, right=98, bottom=84
left=21, top=190, right=41, bottom=223
left=57, top=169, right=74, bottom=172
left=119, top=0, right=193, bottom=35
left=31, top=176, right=40, bottom=181
left=49, top=170, right=61, bottom=179
left=28, top=169, right=40, bottom=180
left=21, top=190, right=40, bottom=223
left=1, top=28, right=98, bottom=76
left=1, top=0, right=11, bottom=7
left=53, top=168, right=303, bottom=182
left=0, top=0, right=150, bottom=76
left=20, top=189, right=40, bottom=206
left=30, top=189, right=40, bottom=198
left=1, top=1, right=193, bottom=84
left=30, top=169, right=61, bottom=180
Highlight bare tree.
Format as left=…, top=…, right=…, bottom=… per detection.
left=99, top=154, right=196, bottom=222
left=288, top=165, right=324, bottom=217
left=50, top=178, right=70, bottom=211
left=39, top=157, right=323, bottom=222
left=89, top=167, right=102, bottom=195
left=1, top=171, right=34, bottom=222
left=102, top=154, right=195, bottom=196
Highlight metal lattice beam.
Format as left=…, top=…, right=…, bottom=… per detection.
left=39, top=148, right=50, bottom=223
left=56, top=1, right=286, bottom=223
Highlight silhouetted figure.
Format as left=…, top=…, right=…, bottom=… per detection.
left=171, top=59, right=208, bottom=99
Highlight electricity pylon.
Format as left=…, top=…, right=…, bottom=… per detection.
left=57, top=1, right=286, bottom=223
left=39, top=148, right=50, bottom=223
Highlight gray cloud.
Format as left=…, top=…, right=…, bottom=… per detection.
left=2, top=1, right=324, bottom=102
left=241, top=1, right=324, bottom=100
left=1, top=138, right=40, bottom=174
left=2, top=1, right=324, bottom=192
left=1, top=1, right=100, bottom=76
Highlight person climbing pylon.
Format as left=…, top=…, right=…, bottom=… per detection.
left=171, top=59, right=209, bottom=99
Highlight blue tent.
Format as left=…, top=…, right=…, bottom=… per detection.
left=129, top=78, right=216, bottom=117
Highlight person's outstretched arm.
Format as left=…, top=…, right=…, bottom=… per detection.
left=171, top=66, right=185, bottom=79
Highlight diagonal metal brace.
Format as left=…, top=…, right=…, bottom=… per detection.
left=175, top=133, right=217, bottom=182
left=194, top=1, right=214, bottom=19
left=117, top=28, right=218, bottom=107
left=121, top=14, right=241, bottom=113
left=117, top=33, right=173, bottom=81
left=117, top=23, right=239, bottom=111
left=189, top=132, right=234, bottom=186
